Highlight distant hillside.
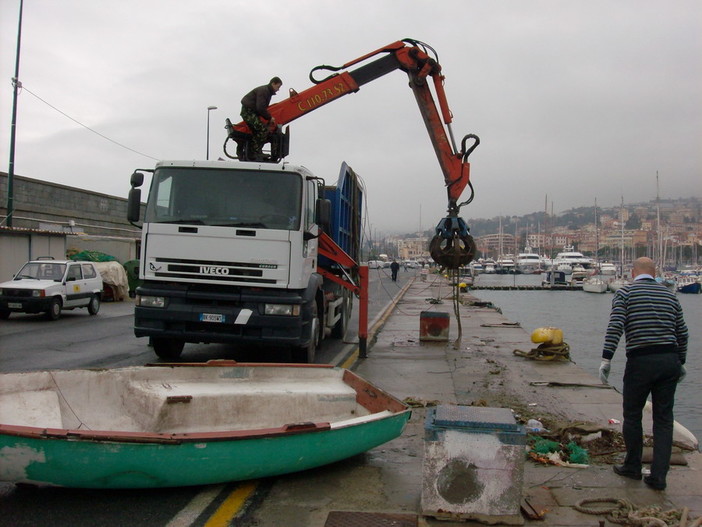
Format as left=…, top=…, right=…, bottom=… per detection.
left=458, top=197, right=701, bottom=238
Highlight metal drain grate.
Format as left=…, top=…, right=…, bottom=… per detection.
left=324, top=511, right=418, bottom=527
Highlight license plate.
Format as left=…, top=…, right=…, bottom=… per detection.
left=8, top=302, right=22, bottom=309
left=200, top=313, right=225, bottom=323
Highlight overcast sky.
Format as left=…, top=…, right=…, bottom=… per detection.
left=1, top=1, right=700, bottom=233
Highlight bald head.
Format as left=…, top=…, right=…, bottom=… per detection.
left=632, top=257, right=656, bottom=278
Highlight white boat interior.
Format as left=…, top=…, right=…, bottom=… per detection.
left=0, top=365, right=393, bottom=435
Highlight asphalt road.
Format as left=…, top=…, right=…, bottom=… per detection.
left=0, top=266, right=414, bottom=527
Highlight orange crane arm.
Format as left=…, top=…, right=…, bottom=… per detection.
left=226, top=39, right=479, bottom=215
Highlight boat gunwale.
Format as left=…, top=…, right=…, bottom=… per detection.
left=0, top=363, right=411, bottom=444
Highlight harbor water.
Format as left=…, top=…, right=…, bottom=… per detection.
left=469, top=272, right=702, bottom=446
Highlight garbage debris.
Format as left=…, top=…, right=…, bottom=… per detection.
left=402, top=397, right=440, bottom=408
left=528, top=436, right=589, bottom=467
left=526, top=419, right=546, bottom=433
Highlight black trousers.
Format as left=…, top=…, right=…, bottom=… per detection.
left=622, top=352, right=680, bottom=482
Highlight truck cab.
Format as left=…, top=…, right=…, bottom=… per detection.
left=128, top=160, right=361, bottom=362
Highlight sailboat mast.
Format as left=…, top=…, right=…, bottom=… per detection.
left=620, top=196, right=625, bottom=276
left=656, top=171, right=662, bottom=270
left=594, top=198, right=599, bottom=265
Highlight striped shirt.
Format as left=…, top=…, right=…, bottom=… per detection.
left=602, top=277, right=688, bottom=363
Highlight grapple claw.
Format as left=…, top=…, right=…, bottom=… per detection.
left=430, top=216, right=476, bottom=269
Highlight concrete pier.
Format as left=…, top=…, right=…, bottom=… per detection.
left=253, top=275, right=701, bottom=526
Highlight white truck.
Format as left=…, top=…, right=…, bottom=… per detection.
left=127, top=160, right=364, bottom=362
left=127, top=39, right=481, bottom=361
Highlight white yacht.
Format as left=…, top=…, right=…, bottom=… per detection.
left=608, top=278, right=629, bottom=292
left=582, top=277, right=609, bottom=293
left=552, top=248, right=595, bottom=274
left=469, top=261, right=484, bottom=275
left=496, top=255, right=516, bottom=274
left=516, top=249, right=542, bottom=274
left=483, top=259, right=497, bottom=274
left=598, top=262, right=617, bottom=275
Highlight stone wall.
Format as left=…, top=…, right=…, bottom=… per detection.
left=0, top=172, right=144, bottom=279
left=0, top=172, right=141, bottom=238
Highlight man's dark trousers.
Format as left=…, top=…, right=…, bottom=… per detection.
left=622, top=352, right=680, bottom=482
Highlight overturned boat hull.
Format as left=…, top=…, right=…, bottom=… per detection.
left=0, top=363, right=410, bottom=489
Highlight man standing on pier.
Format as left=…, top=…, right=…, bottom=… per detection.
left=599, top=257, right=688, bottom=491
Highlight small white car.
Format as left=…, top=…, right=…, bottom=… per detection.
left=0, top=258, right=103, bottom=320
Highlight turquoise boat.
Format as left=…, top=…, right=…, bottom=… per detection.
left=0, top=362, right=410, bottom=489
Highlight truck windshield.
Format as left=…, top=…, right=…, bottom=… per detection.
left=144, top=168, right=303, bottom=230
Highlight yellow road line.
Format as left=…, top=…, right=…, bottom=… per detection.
left=204, top=481, right=258, bottom=527
left=165, top=485, right=224, bottom=527
left=340, top=349, right=359, bottom=369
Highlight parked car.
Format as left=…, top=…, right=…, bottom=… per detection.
left=0, top=258, right=103, bottom=320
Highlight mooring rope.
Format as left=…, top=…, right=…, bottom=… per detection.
left=513, top=342, right=571, bottom=361
left=451, top=267, right=463, bottom=349
left=574, top=498, right=701, bottom=527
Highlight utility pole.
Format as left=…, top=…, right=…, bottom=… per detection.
left=5, top=0, right=24, bottom=227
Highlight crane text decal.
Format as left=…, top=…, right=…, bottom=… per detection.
left=296, top=82, right=347, bottom=113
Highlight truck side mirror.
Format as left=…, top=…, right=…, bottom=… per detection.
left=130, top=171, right=144, bottom=187
left=127, top=188, right=142, bottom=223
left=315, top=198, right=331, bottom=233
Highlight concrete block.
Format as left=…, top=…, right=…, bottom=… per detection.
left=421, top=405, right=525, bottom=524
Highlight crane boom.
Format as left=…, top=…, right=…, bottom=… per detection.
left=224, top=39, right=479, bottom=268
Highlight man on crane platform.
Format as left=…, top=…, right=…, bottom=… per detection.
left=240, top=76, right=283, bottom=160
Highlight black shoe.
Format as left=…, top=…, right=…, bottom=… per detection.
left=613, top=465, right=642, bottom=480
left=643, top=475, right=666, bottom=490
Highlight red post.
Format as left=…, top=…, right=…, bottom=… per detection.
left=358, top=265, right=369, bottom=358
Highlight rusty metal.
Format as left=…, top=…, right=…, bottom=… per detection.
left=429, top=231, right=476, bottom=269
left=325, top=511, right=417, bottom=527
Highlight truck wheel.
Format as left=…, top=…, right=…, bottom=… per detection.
left=292, top=308, right=319, bottom=364
left=88, top=294, right=101, bottom=315
left=46, top=298, right=62, bottom=320
left=152, top=338, right=185, bottom=360
left=331, top=291, right=351, bottom=339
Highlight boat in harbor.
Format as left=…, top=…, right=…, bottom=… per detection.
left=677, top=276, right=701, bottom=294
left=551, top=248, right=595, bottom=274
left=598, top=262, right=617, bottom=275
left=582, top=277, right=609, bottom=293
left=469, top=260, right=484, bottom=275
left=496, top=255, right=516, bottom=274
left=0, top=362, right=410, bottom=489
left=483, top=259, right=497, bottom=274
left=608, top=277, right=629, bottom=292
left=515, top=249, right=543, bottom=274
left=542, top=271, right=567, bottom=287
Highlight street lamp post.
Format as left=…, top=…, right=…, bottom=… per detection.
left=206, top=105, right=218, bottom=160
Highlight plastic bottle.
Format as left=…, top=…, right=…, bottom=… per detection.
left=526, top=419, right=544, bottom=432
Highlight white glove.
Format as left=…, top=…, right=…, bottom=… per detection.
left=599, top=359, right=611, bottom=384
left=678, top=365, right=686, bottom=383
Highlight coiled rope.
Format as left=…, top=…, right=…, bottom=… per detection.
left=513, top=342, right=571, bottom=361
left=574, top=498, right=701, bottom=527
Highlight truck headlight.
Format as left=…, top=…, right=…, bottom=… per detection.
left=136, top=295, right=166, bottom=308
left=264, top=304, right=301, bottom=316
left=32, top=290, right=46, bottom=297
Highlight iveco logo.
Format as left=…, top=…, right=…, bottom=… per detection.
left=200, top=266, right=230, bottom=275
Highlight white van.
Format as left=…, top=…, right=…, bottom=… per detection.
left=0, top=258, right=104, bottom=320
